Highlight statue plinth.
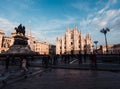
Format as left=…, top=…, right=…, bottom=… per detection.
left=13, top=35, right=28, bottom=45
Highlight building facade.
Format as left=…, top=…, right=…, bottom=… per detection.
left=1, top=36, right=13, bottom=52
left=56, top=26, right=93, bottom=54
left=99, top=44, right=120, bottom=54
left=0, top=30, right=5, bottom=53
left=34, top=41, right=49, bottom=54
left=56, top=37, right=62, bottom=54
left=26, top=34, right=36, bottom=51
left=0, top=29, right=56, bottom=55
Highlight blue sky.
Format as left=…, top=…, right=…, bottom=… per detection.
left=0, top=0, right=120, bottom=46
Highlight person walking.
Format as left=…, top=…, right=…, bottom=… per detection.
left=93, top=53, right=97, bottom=69
left=5, top=55, right=9, bottom=71
left=20, top=57, right=28, bottom=72
left=43, top=55, right=49, bottom=68
left=78, top=54, right=82, bottom=64
left=90, top=53, right=97, bottom=70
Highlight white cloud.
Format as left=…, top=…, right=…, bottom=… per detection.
left=79, top=0, right=120, bottom=45
left=109, top=16, right=120, bottom=30
left=100, top=9, right=120, bottom=27
left=71, top=1, right=90, bottom=12
left=98, top=0, right=117, bottom=14
left=32, top=17, right=77, bottom=44
left=80, top=8, right=120, bottom=30
left=0, top=17, right=74, bottom=44
left=0, top=18, right=17, bottom=36
left=31, top=30, right=57, bottom=45
left=38, top=17, right=76, bottom=31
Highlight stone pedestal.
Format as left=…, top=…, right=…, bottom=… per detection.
left=13, top=35, right=28, bottom=45
left=6, top=45, right=32, bottom=54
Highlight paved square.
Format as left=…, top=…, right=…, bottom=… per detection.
left=2, top=69, right=120, bottom=89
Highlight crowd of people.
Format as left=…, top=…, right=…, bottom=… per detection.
left=3, top=53, right=98, bottom=73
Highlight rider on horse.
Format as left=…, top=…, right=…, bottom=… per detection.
left=15, top=24, right=25, bottom=36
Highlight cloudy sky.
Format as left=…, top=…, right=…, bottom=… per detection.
left=0, top=0, right=120, bottom=45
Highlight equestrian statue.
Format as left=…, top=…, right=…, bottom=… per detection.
left=15, top=24, right=25, bottom=36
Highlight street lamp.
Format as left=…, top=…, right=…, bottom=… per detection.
left=92, top=45, right=94, bottom=53
left=100, top=28, right=110, bottom=54
left=94, top=41, right=98, bottom=52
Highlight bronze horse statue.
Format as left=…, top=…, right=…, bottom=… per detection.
left=15, top=24, right=25, bottom=36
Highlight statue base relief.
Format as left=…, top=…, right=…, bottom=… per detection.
left=5, top=45, right=35, bottom=54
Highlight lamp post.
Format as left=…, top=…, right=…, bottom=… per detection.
left=100, top=28, right=110, bottom=54
left=92, top=45, right=94, bottom=53
left=94, top=41, right=98, bottom=53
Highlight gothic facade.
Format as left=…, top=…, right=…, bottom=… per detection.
left=56, top=26, right=93, bottom=54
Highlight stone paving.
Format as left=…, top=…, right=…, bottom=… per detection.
left=1, top=69, right=120, bottom=89
left=0, top=65, right=43, bottom=87
left=31, top=62, right=120, bottom=71
left=0, top=60, right=120, bottom=89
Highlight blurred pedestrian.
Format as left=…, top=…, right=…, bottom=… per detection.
left=43, top=55, right=49, bottom=68
left=78, top=54, right=82, bottom=64
left=5, top=55, right=9, bottom=71
left=20, top=57, right=28, bottom=72
left=84, top=54, right=86, bottom=63
left=53, top=55, right=58, bottom=65
left=90, top=53, right=97, bottom=69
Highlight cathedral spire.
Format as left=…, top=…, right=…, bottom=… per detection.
left=80, top=30, right=82, bottom=34
left=75, top=25, right=78, bottom=30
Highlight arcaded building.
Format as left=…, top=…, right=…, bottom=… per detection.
left=56, top=26, right=93, bottom=54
